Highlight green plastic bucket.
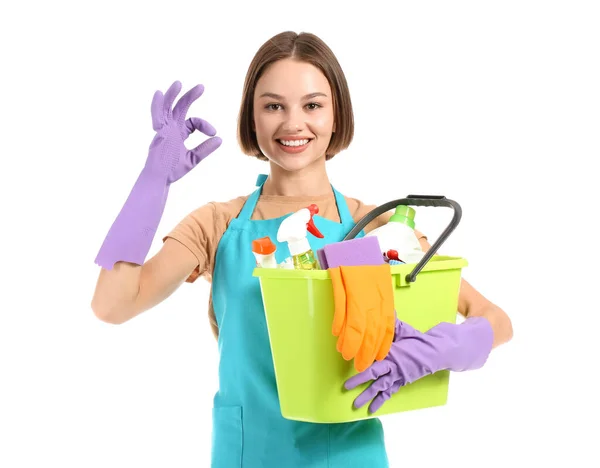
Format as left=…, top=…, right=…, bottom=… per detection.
left=253, top=195, right=466, bottom=423
left=253, top=256, right=467, bottom=423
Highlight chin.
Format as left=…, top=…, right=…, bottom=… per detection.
left=272, top=153, right=323, bottom=173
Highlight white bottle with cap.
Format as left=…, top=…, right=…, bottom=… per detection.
left=251, top=236, right=278, bottom=268
left=277, top=204, right=324, bottom=270
left=365, top=205, right=425, bottom=264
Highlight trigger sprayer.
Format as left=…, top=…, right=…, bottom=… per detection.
left=277, top=204, right=324, bottom=270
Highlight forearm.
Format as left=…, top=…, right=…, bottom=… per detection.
left=416, top=235, right=513, bottom=349
left=458, top=278, right=513, bottom=349
left=91, top=239, right=201, bottom=324
left=91, top=262, right=142, bottom=324
left=467, top=302, right=513, bottom=349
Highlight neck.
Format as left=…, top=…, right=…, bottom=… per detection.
left=262, top=158, right=332, bottom=197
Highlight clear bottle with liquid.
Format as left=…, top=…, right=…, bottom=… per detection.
left=292, top=249, right=319, bottom=270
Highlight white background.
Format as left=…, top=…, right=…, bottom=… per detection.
left=2, top=1, right=599, bottom=467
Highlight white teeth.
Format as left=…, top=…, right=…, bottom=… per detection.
left=279, top=139, right=309, bottom=147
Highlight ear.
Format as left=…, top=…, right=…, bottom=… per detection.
left=252, top=119, right=256, bottom=132
left=332, top=121, right=336, bottom=133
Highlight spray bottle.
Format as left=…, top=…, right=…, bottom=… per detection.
left=365, top=205, right=425, bottom=264
left=277, top=204, right=324, bottom=270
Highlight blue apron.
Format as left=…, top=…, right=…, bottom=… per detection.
left=210, top=175, right=389, bottom=467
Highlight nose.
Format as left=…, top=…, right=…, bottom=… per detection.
left=281, top=108, right=305, bottom=133
left=282, top=123, right=301, bottom=132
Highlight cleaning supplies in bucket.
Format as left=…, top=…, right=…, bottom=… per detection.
left=254, top=194, right=466, bottom=423
left=366, top=205, right=425, bottom=264
left=277, top=204, right=324, bottom=270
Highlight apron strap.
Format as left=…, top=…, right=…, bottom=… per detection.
left=332, top=185, right=354, bottom=227
left=255, top=173, right=268, bottom=187
left=237, top=174, right=268, bottom=221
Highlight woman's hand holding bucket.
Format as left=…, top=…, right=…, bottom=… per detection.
left=345, top=317, right=494, bottom=414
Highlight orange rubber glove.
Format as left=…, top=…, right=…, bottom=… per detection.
left=330, top=265, right=396, bottom=372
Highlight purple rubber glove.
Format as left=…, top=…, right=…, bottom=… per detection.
left=345, top=316, right=494, bottom=414
left=95, top=81, right=222, bottom=269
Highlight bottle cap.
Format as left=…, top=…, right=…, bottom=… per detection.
left=389, top=205, right=416, bottom=229
left=252, top=236, right=276, bottom=255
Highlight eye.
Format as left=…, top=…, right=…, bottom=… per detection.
left=265, top=103, right=282, bottom=111
left=306, top=102, right=322, bottom=110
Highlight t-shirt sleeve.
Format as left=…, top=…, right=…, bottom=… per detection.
left=162, top=202, right=221, bottom=283
left=162, top=197, right=247, bottom=283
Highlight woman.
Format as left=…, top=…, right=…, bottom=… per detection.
left=92, top=31, right=513, bottom=467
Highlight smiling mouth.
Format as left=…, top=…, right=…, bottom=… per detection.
left=276, top=138, right=312, bottom=147
left=276, top=138, right=313, bottom=154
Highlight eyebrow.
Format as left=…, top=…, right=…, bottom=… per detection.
left=258, top=92, right=328, bottom=100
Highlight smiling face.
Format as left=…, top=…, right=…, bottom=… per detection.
left=252, top=58, right=336, bottom=173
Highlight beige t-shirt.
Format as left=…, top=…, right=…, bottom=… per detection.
left=163, top=191, right=426, bottom=339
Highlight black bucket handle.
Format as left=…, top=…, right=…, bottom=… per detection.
left=343, top=195, right=462, bottom=283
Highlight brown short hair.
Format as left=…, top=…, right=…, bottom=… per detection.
left=237, top=31, right=354, bottom=161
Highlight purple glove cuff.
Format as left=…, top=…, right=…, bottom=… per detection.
left=94, top=169, right=169, bottom=270
left=426, top=316, right=494, bottom=372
